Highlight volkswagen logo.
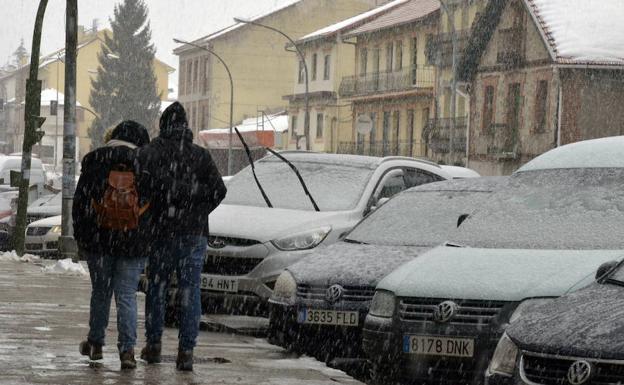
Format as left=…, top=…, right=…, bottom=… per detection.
left=567, top=360, right=593, bottom=385
left=208, top=237, right=227, bottom=249
left=433, top=301, right=457, bottom=323
left=325, top=284, right=344, bottom=303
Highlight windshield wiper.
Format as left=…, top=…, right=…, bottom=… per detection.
left=605, top=278, right=624, bottom=288
left=265, top=148, right=320, bottom=212
left=234, top=127, right=273, bottom=208
left=445, top=242, right=465, bottom=248
left=343, top=239, right=368, bottom=245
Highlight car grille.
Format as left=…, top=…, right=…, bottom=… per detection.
left=46, top=242, right=59, bottom=250
left=25, top=243, right=43, bottom=251
left=208, top=236, right=261, bottom=248
left=26, top=226, right=50, bottom=236
left=202, top=255, right=263, bottom=276
left=399, top=297, right=507, bottom=325
left=522, top=352, right=624, bottom=385
left=297, top=284, right=376, bottom=302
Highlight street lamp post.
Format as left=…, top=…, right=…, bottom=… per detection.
left=233, top=17, right=310, bottom=151
left=440, top=0, right=458, bottom=165
left=174, top=38, right=234, bottom=176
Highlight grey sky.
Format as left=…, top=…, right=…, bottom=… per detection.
left=0, top=0, right=295, bottom=91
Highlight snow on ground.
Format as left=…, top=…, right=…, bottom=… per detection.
left=0, top=250, right=40, bottom=263
left=42, top=258, right=88, bottom=276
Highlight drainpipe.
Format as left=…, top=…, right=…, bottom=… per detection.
left=456, top=84, right=471, bottom=167
left=554, top=66, right=562, bottom=147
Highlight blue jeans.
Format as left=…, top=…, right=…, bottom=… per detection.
left=86, top=253, right=145, bottom=353
left=145, top=235, right=206, bottom=351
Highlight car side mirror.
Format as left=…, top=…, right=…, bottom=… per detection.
left=596, top=260, right=619, bottom=280
left=457, top=214, right=470, bottom=228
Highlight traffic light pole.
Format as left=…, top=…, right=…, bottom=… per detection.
left=13, top=0, right=49, bottom=256
left=58, top=0, right=78, bottom=261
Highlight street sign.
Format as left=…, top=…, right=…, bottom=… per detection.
left=356, top=114, right=373, bottom=135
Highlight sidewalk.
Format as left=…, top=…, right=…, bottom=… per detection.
left=0, top=259, right=364, bottom=385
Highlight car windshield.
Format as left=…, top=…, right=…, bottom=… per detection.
left=345, top=189, right=491, bottom=247
left=222, top=158, right=374, bottom=211
left=450, top=168, right=624, bottom=250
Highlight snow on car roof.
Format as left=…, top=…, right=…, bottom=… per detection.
left=406, top=176, right=508, bottom=193
left=527, top=0, right=624, bottom=65
left=517, top=136, right=624, bottom=172
left=258, top=152, right=385, bottom=169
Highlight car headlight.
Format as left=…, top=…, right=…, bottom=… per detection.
left=488, top=333, right=519, bottom=376
left=271, top=271, right=297, bottom=306
left=271, top=226, right=331, bottom=251
left=49, top=226, right=62, bottom=234
left=509, top=298, right=554, bottom=324
left=369, top=290, right=396, bottom=317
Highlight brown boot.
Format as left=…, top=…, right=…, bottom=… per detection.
left=120, top=349, right=136, bottom=370
left=79, top=340, right=103, bottom=360
left=176, top=349, right=193, bottom=371
left=140, top=343, right=162, bottom=364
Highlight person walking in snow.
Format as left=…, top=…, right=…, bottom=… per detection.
left=73, top=120, right=151, bottom=370
left=137, top=102, right=226, bottom=371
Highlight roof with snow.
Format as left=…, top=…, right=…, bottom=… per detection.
left=201, top=112, right=289, bottom=135
left=527, top=0, right=624, bottom=66
left=344, top=0, right=440, bottom=38
left=296, top=0, right=410, bottom=45
left=174, top=1, right=302, bottom=55
left=20, top=89, right=82, bottom=107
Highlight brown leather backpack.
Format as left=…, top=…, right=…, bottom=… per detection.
left=92, top=167, right=149, bottom=231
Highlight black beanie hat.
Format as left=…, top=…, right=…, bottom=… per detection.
left=160, top=102, right=188, bottom=132
left=110, top=120, right=150, bottom=147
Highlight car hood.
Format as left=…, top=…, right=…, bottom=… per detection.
left=28, top=215, right=61, bottom=227
left=27, top=205, right=62, bottom=216
left=288, top=242, right=430, bottom=287
left=377, top=246, right=624, bottom=301
left=209, top=204, right=351, bottom=243
left=508, top=282, right=624, bottom=360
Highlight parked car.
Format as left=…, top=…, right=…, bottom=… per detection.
left=197, top=152, right=479, bottom=315
left=25, top=192, right=62, bottom=224
left=25, top=214, right=62, bottom=257
left=0, top=155, right=46, bottom=187
left=268, top=177, right=505, bottom=362
left=487, top=260, right=624, bottom=385
left=363, top=136, right=624, bottom=384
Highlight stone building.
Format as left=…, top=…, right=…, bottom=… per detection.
left=459, top=0, right=624, bottom=175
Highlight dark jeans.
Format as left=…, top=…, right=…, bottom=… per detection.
left=145, top=235, right=207, bottom=351
left=86, top=252, right=145, bottom=353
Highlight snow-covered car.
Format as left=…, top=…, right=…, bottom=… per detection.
left=25, top=215, right=62, bottom=257
left=487, top=260, right=624, bottom=385
left=268, top=177, right=506, bottom=361
left=199, top=152, right=479, bottom=314
left=26, top=192, right=62, bottom=224
left=363, top=136, right=624, bottom=384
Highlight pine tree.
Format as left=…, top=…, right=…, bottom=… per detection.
left=89, top=0, right=161, bottom=148
left=13, top=39, right=28, bottom=67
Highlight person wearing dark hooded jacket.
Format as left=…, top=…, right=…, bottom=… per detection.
left=136, top=102, right=226, bottom=371
left=73, top=120, right=151, bottom=370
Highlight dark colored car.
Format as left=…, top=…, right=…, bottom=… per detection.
left=268, top=177, right=505, bottom=362
left=486, top=260, right=624, bottom=385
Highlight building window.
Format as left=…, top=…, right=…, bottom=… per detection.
left=369, top=112, right=377, bottom=148
left=407, top=109, right=415, bottom=156
left=411, top=38, right=418, bottom=85
left=203, top=57, right=209, bottom=95
left=482, top=85, right=495, bottom=132
left=395, top=40, right=403, bottom=71
left=393, top=110, right=400, bottom=152
left=359, top=48, right=368, bottom=76
left=316, top=113, right=324, bottom=138
left=534, top=80, right=548, bottom=133
left=298, top=60, right=305, bottom=84
left=323, top=54, right=331, bottom=80
left=186, top=60, right=193, bottom=95
left=425, top=34, right=435, bottom=66
left=179, top=60, right=186, bottom=96
left=386, top=43, right=394, bottom=72
left=382, top=111, right=391, bottom=155
left=312, top=53, right=318, bottom=81
left=507, top=83, right=522, bottom=132
left=291, top=115, right=298, bottom=138
left=193, top=59, right=199, bottom=94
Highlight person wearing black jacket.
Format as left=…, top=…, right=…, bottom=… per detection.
left=137, top=102, right=226, bottom=371
left=73, top=120, right=151, bottom=370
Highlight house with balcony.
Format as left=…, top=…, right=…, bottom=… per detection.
left=423, top=0, right=488, bottom=164
left=458, top=0, right=624, bottom=175
left=338, top=0, right=440, bottom=158
left=284, top=0, right=410, bottom=152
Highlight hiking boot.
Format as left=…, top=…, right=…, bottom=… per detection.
left=176, top=349, right=193, bottom=371
left=79, top=340, right=103, bottom=361
left=140, top=343, right=162, bottom=364
left=119, top=349, right=136, bottom=370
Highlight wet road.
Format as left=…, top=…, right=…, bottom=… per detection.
left=0, top=259, right=363, bottom=385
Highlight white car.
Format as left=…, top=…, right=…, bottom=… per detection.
left=198, top=152, right=479, bottom=314
left=25, top=215, right=62, bottom=257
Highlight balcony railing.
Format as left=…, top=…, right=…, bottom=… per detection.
left=337, top=140, right=424, bottom=157
left=424, top=117, right=468, bottom=154
left=426, top=31, right=471, bottom=68
left=485, top=123, right=519, bottom=159
left=339, top=67, right=434, bottom=98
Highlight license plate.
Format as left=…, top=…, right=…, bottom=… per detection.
left=403, top=335, right=474, bottom=357
left=297, top=309, right=359, bottom=326
left=200, top=274, right=239, bottom=293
